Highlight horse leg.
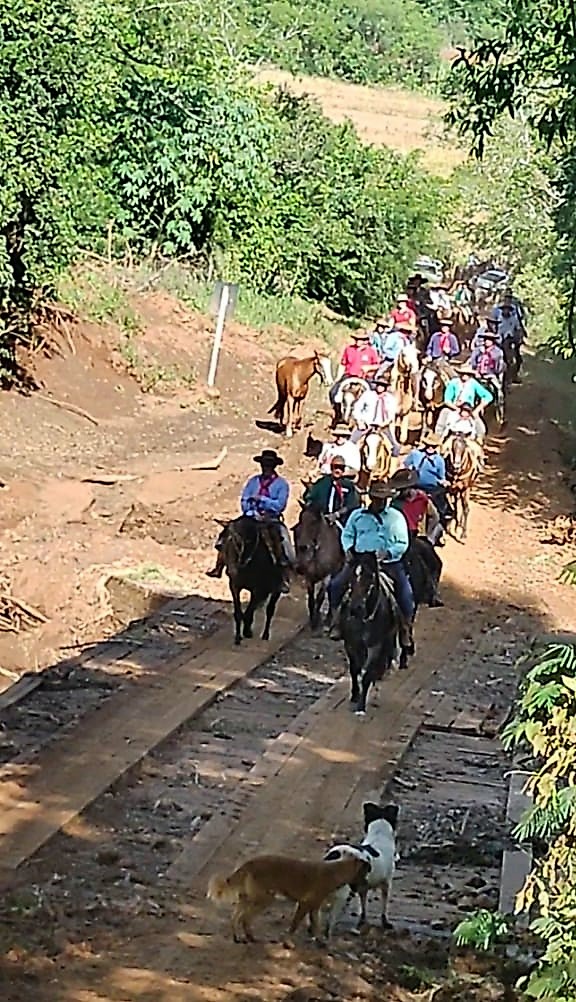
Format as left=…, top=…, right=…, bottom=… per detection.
left=307, top=583, right=318, bottom=630
left=262, top=591, right=281, bottom=641
left=356, top=645, right=381, bottom=715
left=461, top=491, right=470, bottom=540
left=285, top=395, right=294, bottom=438
left=242, top=591, right=258, bottom=638
left=231, top=583, right=243, bottom=646
left=399, top=412, right=410, bottom=444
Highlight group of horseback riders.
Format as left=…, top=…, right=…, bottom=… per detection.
left=207, top=268, right=527, bottom=677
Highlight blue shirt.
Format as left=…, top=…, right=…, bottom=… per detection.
left=378, top=329, right=404, bottom=362
left=444, top=377, right=493, bottom=407
left=404, top=449, right=446, bottom=489
left=241, top=474, right=289, bottom=518
left=341, top=505, right=409, bottom=563
left=426, top=332, right=460, bottom=360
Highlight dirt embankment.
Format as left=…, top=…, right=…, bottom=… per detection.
left=0, top=289, right=335, bottom=681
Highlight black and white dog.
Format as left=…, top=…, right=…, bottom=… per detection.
left=323, top=802, right=399, bottom=936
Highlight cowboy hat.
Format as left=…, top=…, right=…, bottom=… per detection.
left=375, top=316, right=388, bottom=327
left=368, top=480, right=397, bottom=500
left=253, top=448, right=284, bottom=466
left=439, top=317, right=453, bottom=326
left=396, top=294, right=409, bottom=302
left=388, top=468, right=419, bottom=490
left=374, top=375, right=391, bottom=387
left=421, top=430, right=442, bottom=448
left=351, top=330, right=370, bottom=340
left=332, top=423, right=351, bottom=436
left=459, top=363, right=475, bottom=375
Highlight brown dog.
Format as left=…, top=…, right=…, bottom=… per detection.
left=207, top=853, right=369, bottom=942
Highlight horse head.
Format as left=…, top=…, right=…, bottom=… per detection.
left=449, top=433, right=469, bottom=473
left=313, top=352, right=334, bottom=386
left=348, top=551, right=379, bottom=616
left=421, top=365, right=439, bottom=402
left=294, top=504, right=328, bottom=573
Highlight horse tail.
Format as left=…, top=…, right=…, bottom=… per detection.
left=267, top=395, right=282, bottom=417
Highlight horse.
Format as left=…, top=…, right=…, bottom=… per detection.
left=391, top=348, right=415, bottom=444
left=502, top=338, right=521, bottom=386
left=442, top=434, right=483, bottom=540
left=420, top=360, right=453, bottom=429
left=333, top=376, right=370, bottom=427
left=293, top=505, right=344, bottom=630
left=217, top=517, right=283, bottom=644
left=339, top=552, right=407, bottom=715
left=356, top=430, right=393, bottom=491
left=404, top=536, right=443, bottom=609
left=477, top=375, right=505, bottom=428
left=269, top=352, right=333, bottom=438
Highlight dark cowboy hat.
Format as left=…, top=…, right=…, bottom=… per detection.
left=333, top=422, right=352, bottom=436
left=388, top=468, right=419, bottom=490
left=253, top=449, right=284, bottom=466
left=421, top=430, right=442, bottom=448
left=369, top=480, right=397, bottom=500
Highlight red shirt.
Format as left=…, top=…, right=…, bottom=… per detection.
left=390, top=306, right=417, bottom=328
left=401, top=491, right=429, bottom=532
left=341, top=343, right=380, bottom=377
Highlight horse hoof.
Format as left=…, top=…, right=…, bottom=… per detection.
left=261, top=631, right=270, bottom=641
left=354, top=709, right=366, bottom=717
left=234, top=637, right=242, bottom=646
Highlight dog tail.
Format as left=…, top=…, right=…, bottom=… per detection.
left=207, top=873, right=239, bottom=904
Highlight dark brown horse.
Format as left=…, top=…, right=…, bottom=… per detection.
left=218, top=517, right=283, bottom=644
left=269, top=352, right=333, bottom=438
left=294, top=504, right=344, bottom=630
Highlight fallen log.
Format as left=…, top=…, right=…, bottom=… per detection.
left=186, top=446, right=227, bottom=470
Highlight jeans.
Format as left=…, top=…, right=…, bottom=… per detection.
left=327, top=557, right=414, bottom=621
left=384, top=560, right=415, bottom=621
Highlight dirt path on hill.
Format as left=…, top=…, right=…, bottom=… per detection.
left=0, top=355, right=575, bottom=1002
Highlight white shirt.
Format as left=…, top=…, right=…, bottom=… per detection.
left=352, top=389, right=397, bottom=429
left=445, top=413, right=477, bottom=438
left=319, top=440, right=362, bottom=475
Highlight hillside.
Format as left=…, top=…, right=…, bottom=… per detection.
left=255, top=69, right=464, bottom=176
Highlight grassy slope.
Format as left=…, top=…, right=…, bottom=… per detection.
left=255, top=68, right=463, bottom=176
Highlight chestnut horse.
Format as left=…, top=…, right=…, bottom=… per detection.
left=269, top=352, right=333, bottom=438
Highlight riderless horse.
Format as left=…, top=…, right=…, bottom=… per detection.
left=293, top=504, right=344, bottom=630
left=390, top=347, right=415, bottom=444
left=269, top=352, right=333, bottom=438
left=216, top=517, right=283, bottom=644
left=420, top=360, right=454, bottom=430
left=442, top=433, right=483, bottom=540
left=339, top=552, right=408, bottom=715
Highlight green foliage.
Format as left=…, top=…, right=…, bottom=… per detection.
left=209, top=0, right=444, bottom=89
left=0, top=0, right=445, bottom=380
left=502, top=643, right=576, bottom=1002
left=454, top=910, right=510, bottom=952
left=446, top=0, right=576, bottom=355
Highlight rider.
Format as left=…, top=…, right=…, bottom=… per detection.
left=374, top=320, right=417, bottom=373
left=303, top=455, right=361, bottom=524
left=389, top=467, right=444, bottom=606
left=207, top=449, right=293, bottom=592
left=330, top=480, right=414, bottom=646
left=387, top=294, right=417, bottom=333
left=404, top=431, right=451, bottom=526
left=470, top=332, right=505, bottom=411
left=318, top=423, right=362, bottom=478
left=426, top=319, right=460, bottom=362
left=351, top=373, right=400, bottom=459
left=435, top=364, right=493, bottom=442
left=329, top=330, right=380, bottom=416
left=441, top=401, right=480, bottom=440
left=470, top=314, right=501, bottom=351
left=491, top=293, right=524, bottom=378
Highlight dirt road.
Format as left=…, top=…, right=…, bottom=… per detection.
left=0, top=350, right=575, bottom=1002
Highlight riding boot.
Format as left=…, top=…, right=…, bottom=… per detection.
left=280, top=561, right=291, bottom=595
left=206, top=549, right=225, bottom=578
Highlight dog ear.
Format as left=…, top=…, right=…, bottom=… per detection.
left=363, top=802, right=400, bottom=831
left=324, top=848, right=342, bottom=862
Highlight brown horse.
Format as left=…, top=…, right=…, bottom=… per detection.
left=356, top=430, right=393, bottom=491
left=293, top=505, right=344, bottom=630
left=391, top=348, right=416, bottom=444
left=442, top=433, right=483, bottom=540
left=269, top=352, right=333, bottom=438
left=420, top=360, right=454, bottom=429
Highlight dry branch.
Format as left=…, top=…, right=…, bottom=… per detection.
left=36, top=393, right=100, bottom=426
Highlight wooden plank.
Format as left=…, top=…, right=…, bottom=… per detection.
left=499, top=849, right=532, bottom=918
left=0, top=601, right=303, bottom=870
left=451, top=703, right=494, bottom=734
left=421, top=693, right=459, bottom=730
left=0, top=673, right=45, bottom=711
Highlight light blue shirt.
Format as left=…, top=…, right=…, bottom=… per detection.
left=241, top=474, right=289, bottom=518
left=379, top=329, right=404, bottom=361
left=444, top=377, right=493, bottom=407
left=341, top=505, right=409, bottom=563
left=405, top=449, right=446, bottom=489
